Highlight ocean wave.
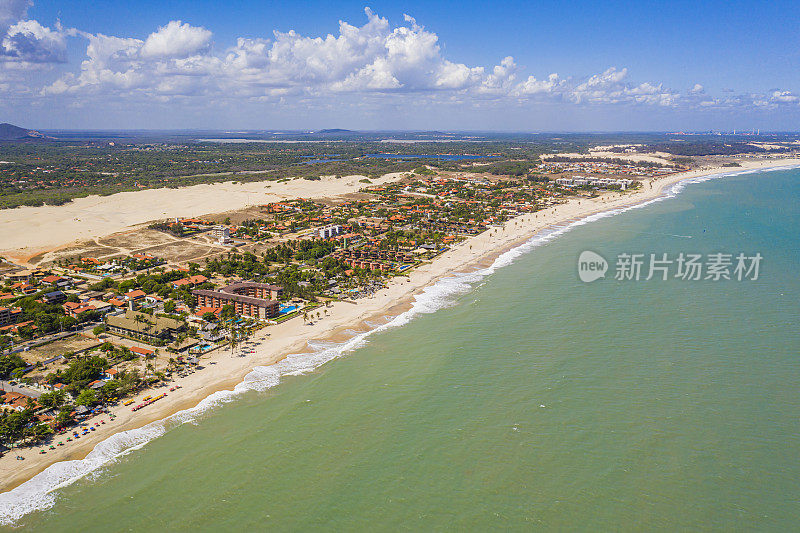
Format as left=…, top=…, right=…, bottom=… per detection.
left=0, top=163, right=795, bottom=525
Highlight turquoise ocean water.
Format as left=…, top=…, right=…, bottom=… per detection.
left=2, top=167, right=799, bottom=530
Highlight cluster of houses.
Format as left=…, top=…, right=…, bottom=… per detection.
left=539, top=159, right=676, bottom=177
left=331, top=246, right=420, bottom=272
left=59, top=253, right=165, bottom=279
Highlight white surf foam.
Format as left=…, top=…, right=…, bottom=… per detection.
left=0, top=164, right=795, bottom=525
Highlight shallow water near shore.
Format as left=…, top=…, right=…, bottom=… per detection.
left=5, top=168, right=800, bottom=530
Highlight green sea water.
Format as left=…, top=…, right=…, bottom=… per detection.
left=4, top=168, right=800, bottom=531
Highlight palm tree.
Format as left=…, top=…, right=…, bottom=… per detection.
left=143, top=318, right=154, bottom=340
left=229, top=324, right=239, bottom=357
left=133, top=314, right=144, bottom=339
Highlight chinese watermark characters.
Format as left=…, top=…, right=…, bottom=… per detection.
left=578, top=251, right=762, bottom=282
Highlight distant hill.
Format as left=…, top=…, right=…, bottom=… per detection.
left=317, top=128, right=354, bottom=134
left=0, top=123, right=46, bottom=141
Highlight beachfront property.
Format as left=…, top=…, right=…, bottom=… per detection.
left=105, top=310, right=184, bottom=342
left=193, top=282, right=282, bottom=319
left=539, top=158, right=676, bottom=177
left=555, top=176, right=634, bottom=189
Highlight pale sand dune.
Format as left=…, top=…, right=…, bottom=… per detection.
left=0, top=157, right=797, bottom=493
left=541, top=150, right=676, bottom=165
left=0, top=173, right=407, bottom=263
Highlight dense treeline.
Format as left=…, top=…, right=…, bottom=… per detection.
left=1, top=133, right=796, bottom=208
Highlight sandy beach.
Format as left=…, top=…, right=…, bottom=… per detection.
left=1, top=157, right=797, bottom=494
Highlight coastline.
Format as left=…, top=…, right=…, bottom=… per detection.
left=1, top=157, right=798, bottom=520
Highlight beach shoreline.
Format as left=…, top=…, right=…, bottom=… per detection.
left=1, top=157, right=797, bottom=505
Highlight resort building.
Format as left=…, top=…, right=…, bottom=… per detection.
left=0, top=306, right=23, bottom=327
left=192, top=282, right=282, bottom=319
left=213, top=225, right=232, bottom=244
left=555, top=176, right=633, bottom=189
left=105, top=310, right=184, bottom=342
left=318, top=224, right=342, bottom=239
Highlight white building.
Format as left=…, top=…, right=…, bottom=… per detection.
left=318, top=224, right=342, bottom=239
left=214, top=225, right=232, bottom=244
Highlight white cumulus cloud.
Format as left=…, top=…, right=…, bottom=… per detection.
left=141, top=20, right=211, bottom=59
left=3, top=6, right=793, bottom=117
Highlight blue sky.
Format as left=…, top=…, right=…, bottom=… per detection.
left=3, top=0, right=800, bottom=131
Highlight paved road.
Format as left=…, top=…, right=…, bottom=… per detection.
left=3, top=320, right=103, bottom=355
left=0, top=380, right=43, bottom=398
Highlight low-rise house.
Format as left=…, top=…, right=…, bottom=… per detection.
left=195, top=306, right=222, bottom=319
left=43, top=290, right=66, bottom=304
left=1, top=391, right=30, bottom=412
left=41, top=275, right=72, bottom=289
left=129, top=346, right=155, bottom=358
left=86, top=300, right=114, bottom=314
left=0, top=306, right=22, bottom=327
left=4, top=270, right=35, bottom=283
left=108, top=297, right=126, bottom=308
left=124, top=289, right=146, bottom=301
left=171, top=275, right=208, bottom=289
left=62, top=301, right=97, bottom=318
left=12, top=282, right=37, bottom=295
left=105, top=310, right=184, bottom=342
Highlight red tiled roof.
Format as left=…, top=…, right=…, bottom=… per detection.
left=195, top=306, right=222, bottom=318
left=125, top=289, right=146, bottom=299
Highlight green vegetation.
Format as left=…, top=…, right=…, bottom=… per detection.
left=11, top=294, right=101, bottom=339
left=0, top=354, right=27, bottom=379
left=2, top=133, right=794, bottom=208
left=0, top=407, right=52, bottom=447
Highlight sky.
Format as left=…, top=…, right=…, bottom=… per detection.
left=2, top=0, right=800, bottom=131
